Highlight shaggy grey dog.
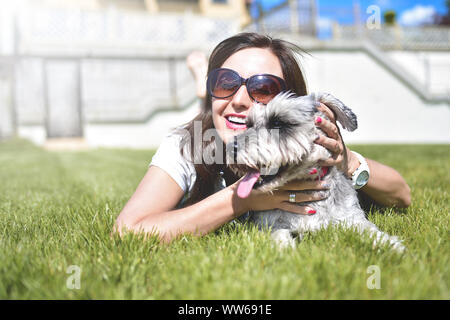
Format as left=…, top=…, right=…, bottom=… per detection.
left=226, top=92, right=405, bottom=252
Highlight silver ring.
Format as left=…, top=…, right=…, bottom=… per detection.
left=289, top=193, right=296, bottom=203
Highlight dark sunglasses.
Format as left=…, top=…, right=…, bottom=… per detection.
left=206, top=68, right=287, bottom=104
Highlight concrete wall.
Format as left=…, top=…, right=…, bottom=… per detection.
left=70, top=48, right=450, bottom=149
left=388, top=51, right=450, bottom=95
left=84, top=100, right=201, bottom=149
left=13, top=56, right=196, bottom=123
left=13, top=48, right=450, bottom=148
left=301, top=50, right=450, bottom=144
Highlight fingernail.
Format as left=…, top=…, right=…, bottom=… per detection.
left=309, top=168, right=318, bottom=175
left=322, top=183, right=330, bottom=189
left=307, top=209, right=316, bottom=215
left=315, top=116, right=322, bottom=124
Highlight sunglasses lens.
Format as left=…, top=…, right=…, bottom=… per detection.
left=207, top=69, right=286, bottom=103
left=208, top=69, right=240, bottom=98
left=248, top=75, right=284, bottom=104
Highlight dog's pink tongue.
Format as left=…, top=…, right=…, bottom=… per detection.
left=237, top=171, right=261, bottom=198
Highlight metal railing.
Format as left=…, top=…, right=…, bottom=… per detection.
left=244, top=0, right=317, bottom=36
left=14, top=6, right=238, bottom=54
left=333, top=25, right=450, bottom=50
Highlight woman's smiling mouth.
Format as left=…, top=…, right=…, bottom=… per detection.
left=225, top=114, right=247, bottom=130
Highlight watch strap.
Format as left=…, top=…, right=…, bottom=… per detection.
left=351, top=151, right=370, bottom=189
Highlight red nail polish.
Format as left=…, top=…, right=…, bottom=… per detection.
left=309, top=168, right=318, bottom=175
left=315, top=116, right=322, bottom=124
left=307, top=209, right=316, bottom=214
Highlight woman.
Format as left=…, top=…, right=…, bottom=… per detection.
left=114, top=33, right=410, bottom=243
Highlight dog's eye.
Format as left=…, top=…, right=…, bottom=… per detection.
left=269, top=119, right=286, bottom=129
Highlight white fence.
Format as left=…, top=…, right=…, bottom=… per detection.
left=13, top=6, right=238, bottom=55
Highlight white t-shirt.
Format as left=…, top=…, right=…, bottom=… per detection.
left=149, top=132, right=227, bottom=206
left=149, top=133, right=196, bottom=194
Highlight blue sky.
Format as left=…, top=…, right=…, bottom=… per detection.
left=254, top=0, right=448, bottom=25
left=252, top=0, right=447, bottom=38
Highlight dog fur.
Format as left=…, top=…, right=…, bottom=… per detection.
left=226, top=92, right=405, bottom=252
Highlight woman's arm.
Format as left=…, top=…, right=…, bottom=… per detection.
left=359, top=158, right=411, bottom=208
left=114, top=166, right=328, bottom=243
left=314, top=104, right=411, bottom=208
left=114, top=166, right=241, bottom=242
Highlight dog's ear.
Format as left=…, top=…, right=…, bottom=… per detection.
left=313, top=92, right=357, bottom=132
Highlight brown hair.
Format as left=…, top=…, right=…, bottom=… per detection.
left=179, top=32, right=309, bottom=205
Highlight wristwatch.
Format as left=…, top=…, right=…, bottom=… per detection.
left=351, top=151, right=370, bottom=190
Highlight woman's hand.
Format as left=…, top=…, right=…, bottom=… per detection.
left=235, top=179, right=329, bottom=216
left=314, top=103, right=359, bottom=178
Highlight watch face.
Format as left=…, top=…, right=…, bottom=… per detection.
left=356, top=171, right=369, bottom=186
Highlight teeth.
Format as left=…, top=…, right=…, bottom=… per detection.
left=227, top=116, right=246, bottom=124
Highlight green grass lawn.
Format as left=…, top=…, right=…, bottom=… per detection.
left=0, top=138, right=448, bottom=299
